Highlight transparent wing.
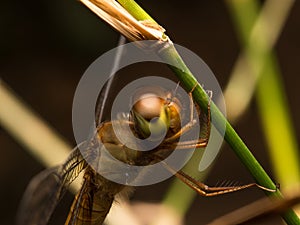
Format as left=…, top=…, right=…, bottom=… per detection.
left=65, top=169, right=115, bottom=225
left=95, top=35, right=126, bottom=125
left=16, top=144, right=88, bottom=225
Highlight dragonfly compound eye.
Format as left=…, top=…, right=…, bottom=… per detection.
left=133, top=93, right=165, bottom=120
left=130, top=87, right=172, bottom=139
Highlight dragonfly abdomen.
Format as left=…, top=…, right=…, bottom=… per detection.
left=65, top=167, right=124, bottom=225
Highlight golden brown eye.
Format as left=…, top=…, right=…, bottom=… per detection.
left=133, top=93, right=164, bottom=120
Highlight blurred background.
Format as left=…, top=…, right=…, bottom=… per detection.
left=0, top=0, right=299, bottom=225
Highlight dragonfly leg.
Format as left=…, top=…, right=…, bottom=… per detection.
left=161, top=161, right=276, bottom=196
left=169, top=138, right=209, bottom=149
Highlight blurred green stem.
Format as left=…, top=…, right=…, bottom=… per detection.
left=227, top=0, right=299, bottom=193
left=0, top=81, right=71, bottom=167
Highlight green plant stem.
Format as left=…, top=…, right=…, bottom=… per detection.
left=117, top=0, right=155, bottom=22
left=160, top=41, right=299, bottom=225
left=116, top=0, right=300, bottom=224
left=160, top=44, right=276, bottom=188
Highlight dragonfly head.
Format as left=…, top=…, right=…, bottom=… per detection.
left=131, top=87, right=170, bottom=138
left=131, top=87, right=174, bottom=140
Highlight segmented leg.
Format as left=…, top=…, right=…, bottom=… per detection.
left=160, top=160, right=276, bottom=196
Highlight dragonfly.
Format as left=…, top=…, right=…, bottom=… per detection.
left=16, top=38, right=276, bottom=225
left=16, top=84, right=275, bottom=225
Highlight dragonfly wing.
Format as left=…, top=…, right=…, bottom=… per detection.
left=95, top=35, right=127, bottom=126
left=16, top=166, right=64, bottom=225
left=16, top=145, right=87, bottom=225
